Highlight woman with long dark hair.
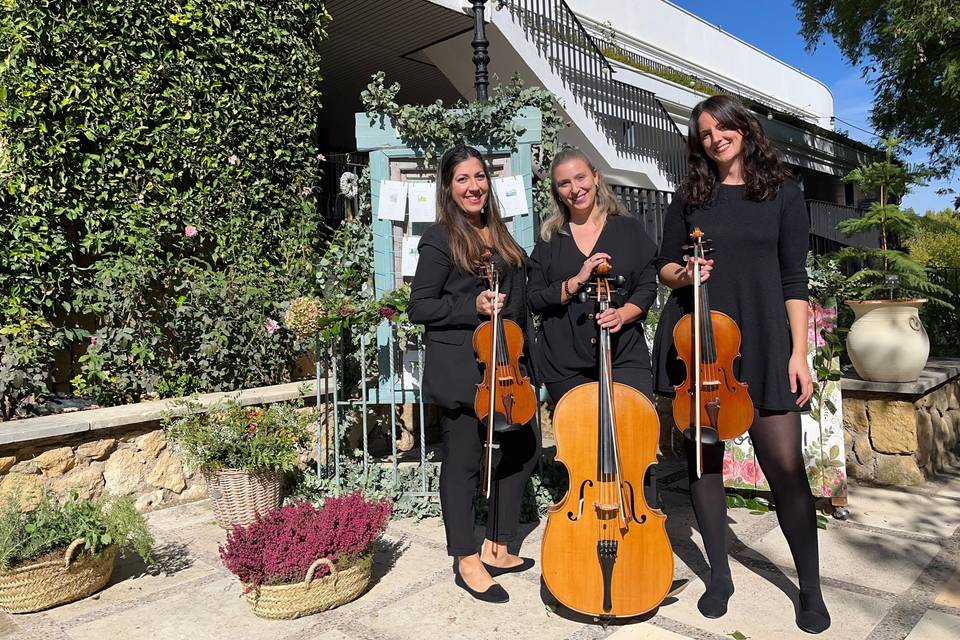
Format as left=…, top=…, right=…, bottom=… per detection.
left=409, top=144, right=539, bottom=604
left=652, top=95, right=829, bottom=633
left=528, top=146, right=659, bottom=410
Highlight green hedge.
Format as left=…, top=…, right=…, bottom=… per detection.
left=0, top=1, right=332, bottom=414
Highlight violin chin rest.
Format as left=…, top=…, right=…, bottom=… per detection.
left=683, top=426, right=720, bottom=446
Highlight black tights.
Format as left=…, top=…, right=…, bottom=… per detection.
left=686, top=409, right=828, bottom=626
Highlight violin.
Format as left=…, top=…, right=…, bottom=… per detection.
left=541, top=260, right=673, bottom=618
left=472, top=257, right=537, bottom=498
left=672, top=228, right=754, bottom=477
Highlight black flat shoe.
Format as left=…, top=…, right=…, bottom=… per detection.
left=697, top=581, right=734, bottom=619
left=482, top=557, right=535, bottom=577
left=796, top=590, right=831, bottom=634
left=454, top=573, right=509, bottom=603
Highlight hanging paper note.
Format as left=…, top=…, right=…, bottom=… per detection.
left=407, top=182, right=436, bottom=222
left=400, top=348, right=421, bottom=390
left=377, top=180, right=407, bottom=221
left=400, top=235, right=420, bottom=277
left=493, top=175, right=529, bottom=218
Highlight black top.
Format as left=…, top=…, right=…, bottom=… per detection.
left=408, top=223, right=532, bottom=410
left=527, top=214, right=659, bottom=384
left=651, top=181, right=809, bottom=411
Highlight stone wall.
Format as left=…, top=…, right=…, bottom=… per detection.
left=843, top=377, right=960, bottom=486
left=0, top=380, right=324, bottom=511
left=0, top=425, right=207, bottom=511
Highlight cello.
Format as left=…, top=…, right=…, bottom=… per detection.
left=541, top=260, right=674, bottom=618
left=672, top=228, right=754, bottom=477
left=472, top=257, right=537, bottom=498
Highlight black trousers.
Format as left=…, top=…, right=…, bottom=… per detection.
left=439, top=407, right=540, bottom=557
left=545, top=366, right=654, bottom=405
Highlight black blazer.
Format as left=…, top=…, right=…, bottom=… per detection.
left=408, top=224, right=532, bottom=410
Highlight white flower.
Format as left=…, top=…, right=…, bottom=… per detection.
left=340, top=171, right=359, bottom=198
left=228, top=154, right=239, bottom=165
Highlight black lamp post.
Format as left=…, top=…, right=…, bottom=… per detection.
left=471, top=0, right=490, bottom=103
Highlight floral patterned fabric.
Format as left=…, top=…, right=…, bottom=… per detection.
left=723, top=303, right=848, bottom=498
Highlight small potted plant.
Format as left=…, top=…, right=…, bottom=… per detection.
left=164, top=400, right=310, bottom=528
left=0, top=491, right=153, bottom=613
left=836, top=136, right=954, bottom=382
left=219, top=493, right=391, bottom=619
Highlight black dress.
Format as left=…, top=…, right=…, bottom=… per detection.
left=651, top=181, right=809, bottom=412
left=527, top=214, right=659, bottom=394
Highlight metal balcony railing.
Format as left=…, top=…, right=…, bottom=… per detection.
left=501, top=0, right=687, bottom=186
left=807, top=199, right=880, bottom=255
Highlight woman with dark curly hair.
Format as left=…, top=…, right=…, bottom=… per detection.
left=652, top=95, right=829, bottom=633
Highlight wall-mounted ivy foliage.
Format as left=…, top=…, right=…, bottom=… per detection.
left=0, top=1, right=332, bottom=410
left=360, top=71, right=567, bottom=221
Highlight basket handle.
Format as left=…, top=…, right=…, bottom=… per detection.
left=304, top=557, right=337, bottom=586
left=63, top=538, right=87, bottom=567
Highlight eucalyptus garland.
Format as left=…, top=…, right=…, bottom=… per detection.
left=360, top=71, right=567, bottom=221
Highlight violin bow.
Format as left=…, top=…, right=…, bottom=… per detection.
left=483, top=261, right=500, bottom=499
left=692, top=232, right=703, bottom=479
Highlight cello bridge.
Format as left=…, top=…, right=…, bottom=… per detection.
left=593, top=502, right=620, bottom=519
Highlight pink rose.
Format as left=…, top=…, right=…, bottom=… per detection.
left=722, top=450, right=740, bottom=479
left=184, top=225, right=198, bottom=238
left=738, top=458, right=763, bottom=486
left=264, top=318, right=279, bottom=335
left=90, top=337, right=98, bottom=346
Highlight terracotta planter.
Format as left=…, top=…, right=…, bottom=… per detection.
left=846, top=299, right=929, bottom=383
left=204, top=468, right=282, bottom=529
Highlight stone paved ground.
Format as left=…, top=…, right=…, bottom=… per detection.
left=2, top=461, right=959, bottom=640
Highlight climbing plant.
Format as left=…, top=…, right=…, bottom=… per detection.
left=0, top=1, right=332, bottom=408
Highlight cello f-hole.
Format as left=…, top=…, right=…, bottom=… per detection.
left=567, top=479, right=593, bottom=521
left=620, top=480, right=648, bottom=525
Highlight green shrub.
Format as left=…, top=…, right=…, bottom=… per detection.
left=0, top=492, right=153, bottom=570
left=0, top=310, right=57, bottom=420
left=907, top=209, right=960, bottom=268
left=164, top=399, right=311, bottom=474
left=0, top=1, right=332, bottom=406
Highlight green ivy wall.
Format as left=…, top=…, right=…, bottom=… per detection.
left=0, top=1, right=332, bottom=414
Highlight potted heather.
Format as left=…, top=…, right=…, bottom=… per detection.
left=164, top=399, right=310, bottom=529
left=0, top=492, right=153, bottom=613
left=219, top=493, right=391, bottom=619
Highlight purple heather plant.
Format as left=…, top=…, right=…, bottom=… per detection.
left=219, top=493, right=391, bottom=590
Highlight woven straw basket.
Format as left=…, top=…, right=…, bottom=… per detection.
left=205, top=468, right=282, bottom=529
left=0, top=539, right=117, bottom=614
left=243, top=552, right=374, bottom=620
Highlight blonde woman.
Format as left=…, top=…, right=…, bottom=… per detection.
left=527, top=147, right=659, bottom=404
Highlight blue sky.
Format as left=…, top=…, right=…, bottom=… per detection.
left=671, top=0, right=957, bottom=214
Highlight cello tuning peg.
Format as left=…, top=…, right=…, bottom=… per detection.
left=613, top=275, right=626, bottom=286
left=577, top=290, right=590, bottom=303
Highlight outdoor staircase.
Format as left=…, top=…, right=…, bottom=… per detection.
left=494, top=0, right=687, bottom=189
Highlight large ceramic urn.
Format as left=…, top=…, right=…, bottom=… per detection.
left=845, top=299, right=929, bottom=383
